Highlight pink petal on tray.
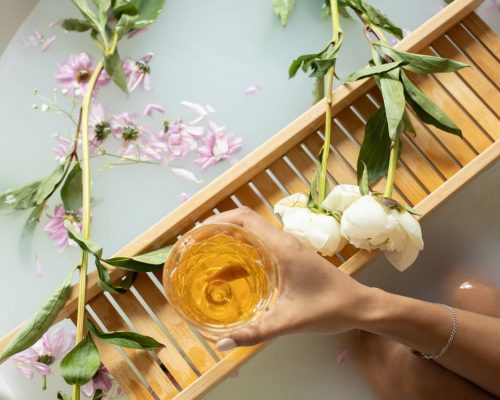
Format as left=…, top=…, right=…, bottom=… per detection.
left=144, top=103, right=165, bottom=116
left=171, top=167, right=203, bottom=184
left=336, top=346, right=349, bottom=364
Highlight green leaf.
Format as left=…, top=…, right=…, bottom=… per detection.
left=104, top=49, right=128, bottom=92
left=71, top=0, right=103, bottom=32
left=60, top=335, right=101, bottom=385
left=375, top=42, right=468, bottom=74
left=96, top=258, right=137, bottom=294
left=0, top=268, right=74, bottom=362
left=359, top=163, right=369, bottom=195
left=86, top=318, right=164, bottom=350
left=62, top=18, right=93, bottom=32
left=115, top=13, right=139, bottom=39
left=34, top=164, right=66, bottom=204
left=64, top=220, right=103, bottom=258
left=134, top=0, right=166, bottom=29
left=272, top=0, right=295, bottom=27
left=402, top=108, right=416, bottom=136
left=379, top=72, right=405, bottom=140
left=103, top=256, right=163, bottom=272
left=289, top=34, right=344, bottom=79
left=0, top=165, right=65, bottom=211
left=357, top=107, right=402, bottom=184
left=93, top=390, right=105, bottom=400
left=113, top=0, right=141, bottom=17
left=312, top=76, right=325, bottom=104
left=343, top=60, right=406, bottom=82
left=130, top=246, right=172, bottom=264
left=61, top=163, right=82, bottom=213
left=57, top=392, right=71, bottom=400
left=361, top=0, right=403, bottom=39
left=401, top=71, right=461, bottom=135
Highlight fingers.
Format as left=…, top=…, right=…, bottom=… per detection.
left=204, top=206, right=279, bottom=240
left=216, top=301, right=292, bottom=350
left=216, top=313, right=283, bottom=350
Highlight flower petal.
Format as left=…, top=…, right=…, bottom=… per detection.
left=322, top=184, right=362, bottom=213
left=171, top=168, right=203, bottom=184
left=143, top=103, right=165, bottom=116
left=274, top=193, right=308, bottom=216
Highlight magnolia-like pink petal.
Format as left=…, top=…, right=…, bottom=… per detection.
left=41, top=36, right=56, bottom=52
left=179, top=192, right=191, bottom=202
left=80, top=380, right=95, bottom=397
left=142, top=73, right=152, bottom=91
left=243, top=85, right=261, bottom=95
left=127, top=71, right=143, bottom=92
left=171, top=168, right=203, bottom=183
left=144, top=104, right=165, bottom=116
left=35, top=256, right=43, bottom=277
left=336, top=346, right=349, bottom=364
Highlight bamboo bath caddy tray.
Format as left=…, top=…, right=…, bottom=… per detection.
left=1, top=0, right=499, bottom=398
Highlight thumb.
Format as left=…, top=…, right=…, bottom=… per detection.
left=215, top=309, right=285, bottom=351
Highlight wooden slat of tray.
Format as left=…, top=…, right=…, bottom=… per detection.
left=88, top=295, right=179, bottom=399
left=74, top=314, right=158, bottom=400
left=462, top=13, right=500, bottom=58
left=447, top=23, right=500, bottom=87
left=108, top=282, right=199, bottom=388
left=431, top=36, right=500, bottom=117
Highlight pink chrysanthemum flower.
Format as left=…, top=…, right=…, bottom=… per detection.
left=163, top=121, right=203, bottom=160
left=195, top=121, right=242, bottom=170
left=88, top=102, right=112, bottom=154
left=111, top=112, right=166, bottom=162
left=44, top=204, right=82, bottom=248
left=123, top=53, right=153, bottom=92
left=81, top=363, right=114, bottom=399
left=56, top=53, right=110, bottom=98
left=12, top=327, right=73, bottom=384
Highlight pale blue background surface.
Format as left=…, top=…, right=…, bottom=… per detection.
left=0, top=1, right=498, bottom=399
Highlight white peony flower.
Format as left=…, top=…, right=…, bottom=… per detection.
left=274, top=193, right=346, bottom=256
left=340, top=195, right=424, bottom=271
left=321, top=184, right=362, bottom=213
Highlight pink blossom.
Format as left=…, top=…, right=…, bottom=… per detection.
left=243, top=85, right=261, bottom=95
left=88, top=102, right=111, bottom=154
left=44, top=204, right=82, bottom=248
left=56, top=53, right=110, bottom=98
left=336, top=346, right=349, bottom=364
left=164, top=121, right=203, bottom=160
left=195, top=121, right=242, bottom=170
left=181, top=101, right=215, bottom=124
left=144, top=103, right=165, bottom=117
left=123, top=53, right=153, bottom=92
left=111, top=112, right=166, bottom=162
left=81, top=363, right=114, bottom=399
left=12, top=327, right=73, bottom=380
left=23, top=31, right=56, bottom=52
left=179, top=192, right=191, bottom=202
left=52, top=134, right=72, bottom=163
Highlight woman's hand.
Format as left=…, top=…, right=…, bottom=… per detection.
left=203, top=207, right=376, bottom=351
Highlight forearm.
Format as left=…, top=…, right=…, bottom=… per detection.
left=358, top=288, right=500, bottom=396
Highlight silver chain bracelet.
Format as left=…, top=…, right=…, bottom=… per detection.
left=411, top=303, right=458, bottom=360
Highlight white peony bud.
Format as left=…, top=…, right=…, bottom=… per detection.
left=274, top=193, right=346, bottom=256
left=321, top=184, right=362, bottom=213
left=384, top=210, right=423, bottom=271
left=340, top=195, right=424, bottom=271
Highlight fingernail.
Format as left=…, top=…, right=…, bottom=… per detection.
left=216, top=338, right=236, bottom=351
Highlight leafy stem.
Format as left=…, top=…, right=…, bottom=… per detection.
left=384, top=139, right=398, bottom=198
left=73, top=59, right=104, bottom=400
left=318, top=0, right=341, bottom=205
